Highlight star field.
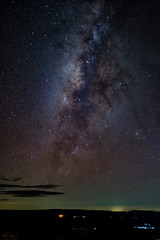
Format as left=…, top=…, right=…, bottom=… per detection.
left=0, top=0, right=160, bottom=210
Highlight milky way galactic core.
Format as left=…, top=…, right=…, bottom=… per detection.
left=0, top=0, right=160, bottom=210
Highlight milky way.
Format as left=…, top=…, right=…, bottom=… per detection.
left=1, top=0, right=160, bottom=210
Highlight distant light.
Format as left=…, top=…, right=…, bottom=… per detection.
left=110, top=206, right=125, bottom=212
left=73, top=215, right=86, bottom=219
left=134, top=225, right=155, bottom=230
left=58, top=214, right=65, bottom=218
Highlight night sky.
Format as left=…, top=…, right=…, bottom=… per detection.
left=0, top=0, right=160, bottom=211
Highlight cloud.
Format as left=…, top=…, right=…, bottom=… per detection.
left=0, top=182, right=64, bottom=198
left=0, top=175, right=21, bottom=182
left=12, top=177, right=22, bottom=182
left=0, top=198, right=9, bottom=202
left=1, top=190, right=64, bottom=197
left=0, top=183, right=59, bottom=189
left=0, top=175, right=10, bottom=181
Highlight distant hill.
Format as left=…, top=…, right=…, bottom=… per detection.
left=0, top=209, right=160, bottom=240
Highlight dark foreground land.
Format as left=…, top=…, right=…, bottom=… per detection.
left=0, top=209, right=160, bottom=240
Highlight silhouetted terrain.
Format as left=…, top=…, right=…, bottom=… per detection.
left=0, top=210, right=160, bottom=239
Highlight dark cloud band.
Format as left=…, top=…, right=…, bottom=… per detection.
left=0, top=183, right=59, bottom=189
left=0, top=190, right=64, bottom=198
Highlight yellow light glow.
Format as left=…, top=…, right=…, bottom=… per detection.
left=58, top=214, right=65, bottom=218
left=109, top=206, right=125, bottom=212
